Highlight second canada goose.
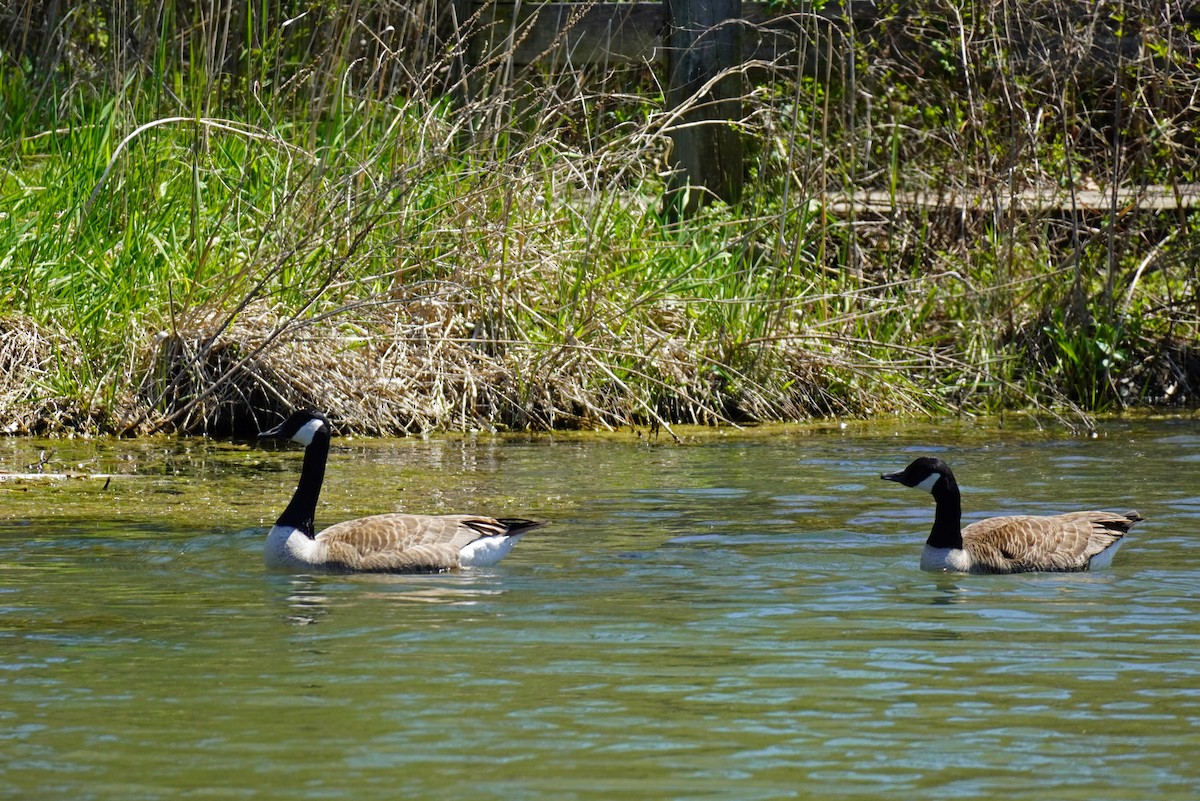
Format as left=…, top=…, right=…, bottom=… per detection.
left=258, top=410, right=542, bottom=573
left=881, top=456, right=1140, bottom=574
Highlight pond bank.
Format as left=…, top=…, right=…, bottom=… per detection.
left=2, top=305, right=1198, bottom=437
left=3, top=2, right=1198, bottom=437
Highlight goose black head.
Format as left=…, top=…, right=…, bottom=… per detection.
left=258, top=410, right=331, bottom=446
left=881, top=457, right=954, bottom=494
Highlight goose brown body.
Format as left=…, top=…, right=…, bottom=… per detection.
left=882, top=457, right=1140, bottom=574
left=259, top=410, right=542, bottom=573
left=943, top=510, right=1140, bottom=574
left=276, top=513, right=541, bottom=573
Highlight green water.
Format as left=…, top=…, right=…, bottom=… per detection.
left=2, top=418, right=1198, bottom=800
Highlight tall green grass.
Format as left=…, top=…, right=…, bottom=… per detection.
left=1, top=1, right=1197, bottom=434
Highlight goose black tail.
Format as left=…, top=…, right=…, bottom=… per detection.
left=497, top=518, right=545, bottom=536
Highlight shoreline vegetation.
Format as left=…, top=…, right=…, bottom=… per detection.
left=1, top=1, right=1198, bottom=437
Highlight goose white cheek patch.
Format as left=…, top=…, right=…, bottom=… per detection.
left=915, top=473, right=941, bottom=493
left=292, top=418, right=326, bottom=446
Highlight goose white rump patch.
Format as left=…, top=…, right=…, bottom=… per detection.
left=1087, top=538, right=1125, bottom=570
left=459, top=533, right=524, bottom=567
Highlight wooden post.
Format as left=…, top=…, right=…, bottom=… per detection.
left=665, top=0, right=744, bottom=217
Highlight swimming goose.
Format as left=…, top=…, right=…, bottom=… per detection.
left=881, top=457, right=1140, bottom=574
left=258, top=410, right=542, bottom=572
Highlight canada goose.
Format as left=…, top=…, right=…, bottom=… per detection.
left=881, top=456, right=1140, bottom=574
left=258, top=410, right=542, bottom=572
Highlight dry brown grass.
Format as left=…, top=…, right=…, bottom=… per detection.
left=0, top=315, right=100, bottom=434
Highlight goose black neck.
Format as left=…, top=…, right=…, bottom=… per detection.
left=276, top=430, right=329, bottom=538
left=928, top=473, right=964, bottom=549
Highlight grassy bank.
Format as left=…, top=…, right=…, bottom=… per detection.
left=1, top=1, right=1198, bottom=436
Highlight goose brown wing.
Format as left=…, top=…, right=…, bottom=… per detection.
left=315, top=514, right=521, bottom=573
left=962, top=511, right=1136, bottom=573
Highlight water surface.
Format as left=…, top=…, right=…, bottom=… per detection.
left=1, top=418, right=1198, bottom=800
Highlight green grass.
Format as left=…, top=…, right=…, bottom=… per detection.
left=1, top=1, right=1197, bottom=435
